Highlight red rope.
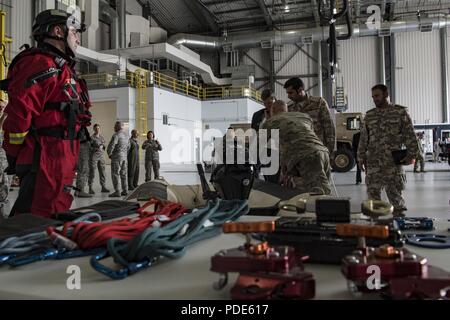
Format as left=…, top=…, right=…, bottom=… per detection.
left=47, top=199, right=187, bottom=250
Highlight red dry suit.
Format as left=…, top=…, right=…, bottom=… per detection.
left=1, top=43, right=91, bottom=218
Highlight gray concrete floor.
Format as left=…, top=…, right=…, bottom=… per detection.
left=3, top=162, right=450, bottom=219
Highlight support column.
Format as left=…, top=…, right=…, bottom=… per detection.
left=384, top=35, right=396, bottom=103
left=318, top=41, right=323, bottom=97
left=378, top=37, right=386, bottom=85
left=321, top=41, right=333, bottom=107
left=269, top=48, right=275, bottom=93
left=117, top=0, right=126, bottom=48
left=83, top=0, right=99, bottom=50
left=440, top=28, right=449, bottom=123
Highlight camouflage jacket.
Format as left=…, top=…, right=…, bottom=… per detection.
left=90, top=134, right=106, bottom=160
left=262, top=112, right=329, bottom=173
left=357, top=104, right=419, bottom=168
left=288, top=95, right=336, bottom=153
left=107, top=130, right=130, bottom=161
left=142, top=139, right=162, bottom=160
left=417, top=139, right=424, bottom=155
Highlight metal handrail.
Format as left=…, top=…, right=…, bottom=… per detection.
left=80, top=70, right=262, bottom=102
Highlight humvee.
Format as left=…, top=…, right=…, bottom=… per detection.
left=332, top=112, right=363, bottom=172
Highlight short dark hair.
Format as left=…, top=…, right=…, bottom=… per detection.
left=372, top=84, right=389, bottom=93
left=93, top=124, right=100, bottom=129
left=261, top=89, right=273, bottom=101
left=284, top=77, right=305, bottom=91
left=147, top=130, right=154, bottom=138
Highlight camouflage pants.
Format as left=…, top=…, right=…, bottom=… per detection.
left=414, top=153, right=425, bottom=172
left=76, top=143, right=90, bottom=192
left=111, top=159, right=128, bottom=193
left=291, top=150, right=331, bottom=195
left=366, top=166, right=406, bottom=212
left=88, top=156, right=106, bottom=188
left=145, top=158, right=160, bottom=182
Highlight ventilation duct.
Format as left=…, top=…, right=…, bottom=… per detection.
left=168, top=16, right=450, bottom=50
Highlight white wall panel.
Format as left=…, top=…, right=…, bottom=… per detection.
left=338, top=36, right=378, bottom=113
left=152, top=87, right=202, bottom=165
left=396, top=30, right=442, bottom=124
left=89, top=87, right=133, bottom=125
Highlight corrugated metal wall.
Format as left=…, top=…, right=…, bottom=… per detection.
left=338, top=37, right=378, bottom=113
left=241, top=31, right=444, bottom=124
left=274, top=44, right=316, bottom=102
left=242, top=47, right=267, bottom=89
left=240, top=48, right=270, bottom=81
left=395, top=30, right=443, bottom=124
left=243, top=44, right=316, bottom=102
left=11, top=0, right=33, bottom=58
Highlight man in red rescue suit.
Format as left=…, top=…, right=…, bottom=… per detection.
left=1, top=10, right=91, bottom=218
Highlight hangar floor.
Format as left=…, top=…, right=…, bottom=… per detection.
left=2, top=162, right=449, bottom=219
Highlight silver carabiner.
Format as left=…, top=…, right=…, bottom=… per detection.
left=63, top=82, right=80, bottom=101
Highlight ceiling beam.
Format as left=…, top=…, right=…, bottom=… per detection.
left=213, top=6, right=260, bottom=15
left=254, top=0, right=273, bottom=28
left=219, top=14, right=266, bottom=25
left=219, top=15, right=315, bottom=31
left=203, top=0, right=243, bottom=6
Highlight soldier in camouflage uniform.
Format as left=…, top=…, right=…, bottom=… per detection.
left=262, top=100, right=331, bottom=195
left=358, top=84, right=418, bottom=217
left=88, top=124, right=110, bottom=194
left=107, top=121, right=129, bottom=197
left=142, top=131, right=162, bottom=182
left=75, top=127, right=92, bottom=198
left=414, top=133, right=426, bottom=173
left=284, top=77, right=336, bottom=154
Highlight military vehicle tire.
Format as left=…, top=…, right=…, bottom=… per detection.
left=332, top=148, right=356, bottom=172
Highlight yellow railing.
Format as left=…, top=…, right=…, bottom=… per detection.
left=202, top=86, right=261, bottom=101
left=81, top=72, right=131, bottom=87
left=0, top=11, right=10, bottom=101
left=81, top=70, right=262, bottom=102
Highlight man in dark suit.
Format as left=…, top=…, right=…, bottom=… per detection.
left=251, top=89, right=279, bottom=183
left=352, top=131, right=362, bottom=185
left=251, top=89, right=274, bottom=131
